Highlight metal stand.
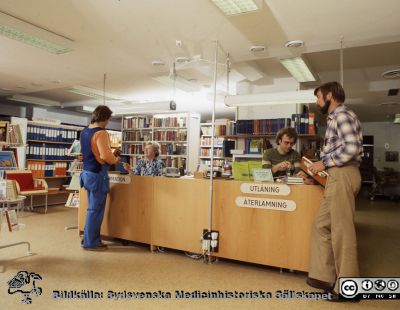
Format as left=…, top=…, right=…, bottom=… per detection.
left=1, top=197, right=33, bottom=256
left=65, top=225, right=78, bottom=230
left=0, top=241, right=32, bottom=256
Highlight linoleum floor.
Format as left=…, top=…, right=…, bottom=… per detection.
left=1, top=191, right=399, bottom=309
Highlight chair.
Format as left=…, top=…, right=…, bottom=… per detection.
left=6, top=170, right=48, bottom=213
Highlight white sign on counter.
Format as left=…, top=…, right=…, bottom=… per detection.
left=240, top=183, right=291, bottom=196
left=236, top=196, right=296, bottom=212
left=109, top=174, right=131, bottom=184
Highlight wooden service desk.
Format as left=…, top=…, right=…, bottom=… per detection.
left=79, top=175, right=323, bottom=272
left=211, top=181, right=323, bottom=272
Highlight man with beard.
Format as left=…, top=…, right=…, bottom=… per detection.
left=306, top=82, right=363, bottom=302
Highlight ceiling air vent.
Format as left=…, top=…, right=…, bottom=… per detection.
left=382, top=69, right=400, bottom=79
left=249, top=45, right=266, bottom=52
left=387, top=89, right=399, bottom=96
left=285, top=40, right=304, bottom=48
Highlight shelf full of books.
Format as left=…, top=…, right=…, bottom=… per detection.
left=121, top=113, right=200, bottom=172
left=224, top=114, right=319, bottom=163
left=27, top=121, right=80, bottom=143
left=25, top=121, right=83, bottom=206
left=199, top=120, right=235, bottom=173
left=232, top=113, right=315, bottom=135
left=26, top=121, right=82, bottom=164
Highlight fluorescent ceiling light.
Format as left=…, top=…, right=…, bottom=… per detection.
left=280, top=57, right=316, bottom=83
left=7, top=94, right=60, bottom=107
left=66, top=85, right=124, bottom=101
left=152, top=75, right=201, bottom=92
left=224, top=90, right=315, bottom=107
left=211, top=0, right=260, bottom=16
left=0, top=11, right=73, bottom=54
left=113, top=101, right=177, bottom=116
left=81, top=106, right=96, bottom=113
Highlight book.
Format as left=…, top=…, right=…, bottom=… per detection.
left=6, top=180, right=18, bottom=200
left=0, top=179, right=7, bottom=200
left=308, top=113, right=315, bottom=135
left=68, top=160, right=83, bottom=172
left=8, top=124, right=23, bottom=145
left=0, top=121, right=9, bottom=144
left=68, top=140, right=81, bottom=155
left=300, top=156, right=329, bottom=187
left=286, top=176, right=304, bottom=185
left=0, top=151, right=18, bottom=169
left=248, top=139, right=263, bottom=154
left=5, top=209, right=19, bottom=232
left=66, top=193, right=79, bottom=208
left=232, top=161, right=262, bottom=181
left=67, top=173, right=81, bottom=191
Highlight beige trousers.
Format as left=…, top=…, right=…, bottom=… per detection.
left=308, top=165, right=361, bottom=293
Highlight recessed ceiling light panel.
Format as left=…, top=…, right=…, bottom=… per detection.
left=280, top=57, right=316, bottom=82
left=211, top=0, right=260, bottom=16
left=0, top=11, right=73, bottom=54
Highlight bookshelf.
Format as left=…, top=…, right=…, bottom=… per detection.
left=199, top=121, right=235, bottom=172
left=225, top=115, right=320, bottom=163
left=121, top=113, right=200, bottom=173
left=26, top=121, right=83, bottom=206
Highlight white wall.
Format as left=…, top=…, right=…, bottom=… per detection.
left=238, top=103, right=299, bottom=120
left=362, top=122, right=400, bottom=170
left=0, top=102, right=27, bottom=117
left=27, top=107, right=121, bottom=130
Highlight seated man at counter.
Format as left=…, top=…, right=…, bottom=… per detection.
left=130, top=142, right=165, bottom=176
left=262, top=127, right=304, bottom=178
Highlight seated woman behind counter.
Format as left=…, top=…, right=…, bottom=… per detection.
left=129, top=142, right=165, bottom=176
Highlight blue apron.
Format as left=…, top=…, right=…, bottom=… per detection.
left=80, top=164, right=110, bottom=248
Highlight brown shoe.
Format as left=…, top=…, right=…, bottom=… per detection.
left=306, top=277, right=334, bottom=291
left=84, top=243, right=108, bottom=251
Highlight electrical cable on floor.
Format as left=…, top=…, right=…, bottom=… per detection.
left=157, top=246, right=166, bottom=253
left=184, top=252, right=204, bottom=260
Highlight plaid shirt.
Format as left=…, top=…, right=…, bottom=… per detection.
left=321, top=105, right=363, bottom=168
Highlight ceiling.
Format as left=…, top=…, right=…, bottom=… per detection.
left=0, top=0, right=400, bottom=122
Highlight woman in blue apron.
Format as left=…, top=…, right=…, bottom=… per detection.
left=80, top=105, right=119, bottom=251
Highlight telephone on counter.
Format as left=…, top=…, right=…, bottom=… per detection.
left=163, top=167, right=181, bottom=178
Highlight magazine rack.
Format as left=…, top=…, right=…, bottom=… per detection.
left=0, top=143, right=32, bottom=257
left=64, top=159, right=83, bottom=230
left=0, top=197, right=32, bottom=256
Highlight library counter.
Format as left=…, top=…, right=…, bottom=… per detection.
left=79, top=175, right=323, bottom=272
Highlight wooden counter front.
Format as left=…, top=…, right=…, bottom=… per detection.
left=152, top=177, right=209, bottom=253
left=212, top=181, right=323, bottom=271
left=79, top=177, right=323, bottom=272
left=79, top=175, right=153, bottom=244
